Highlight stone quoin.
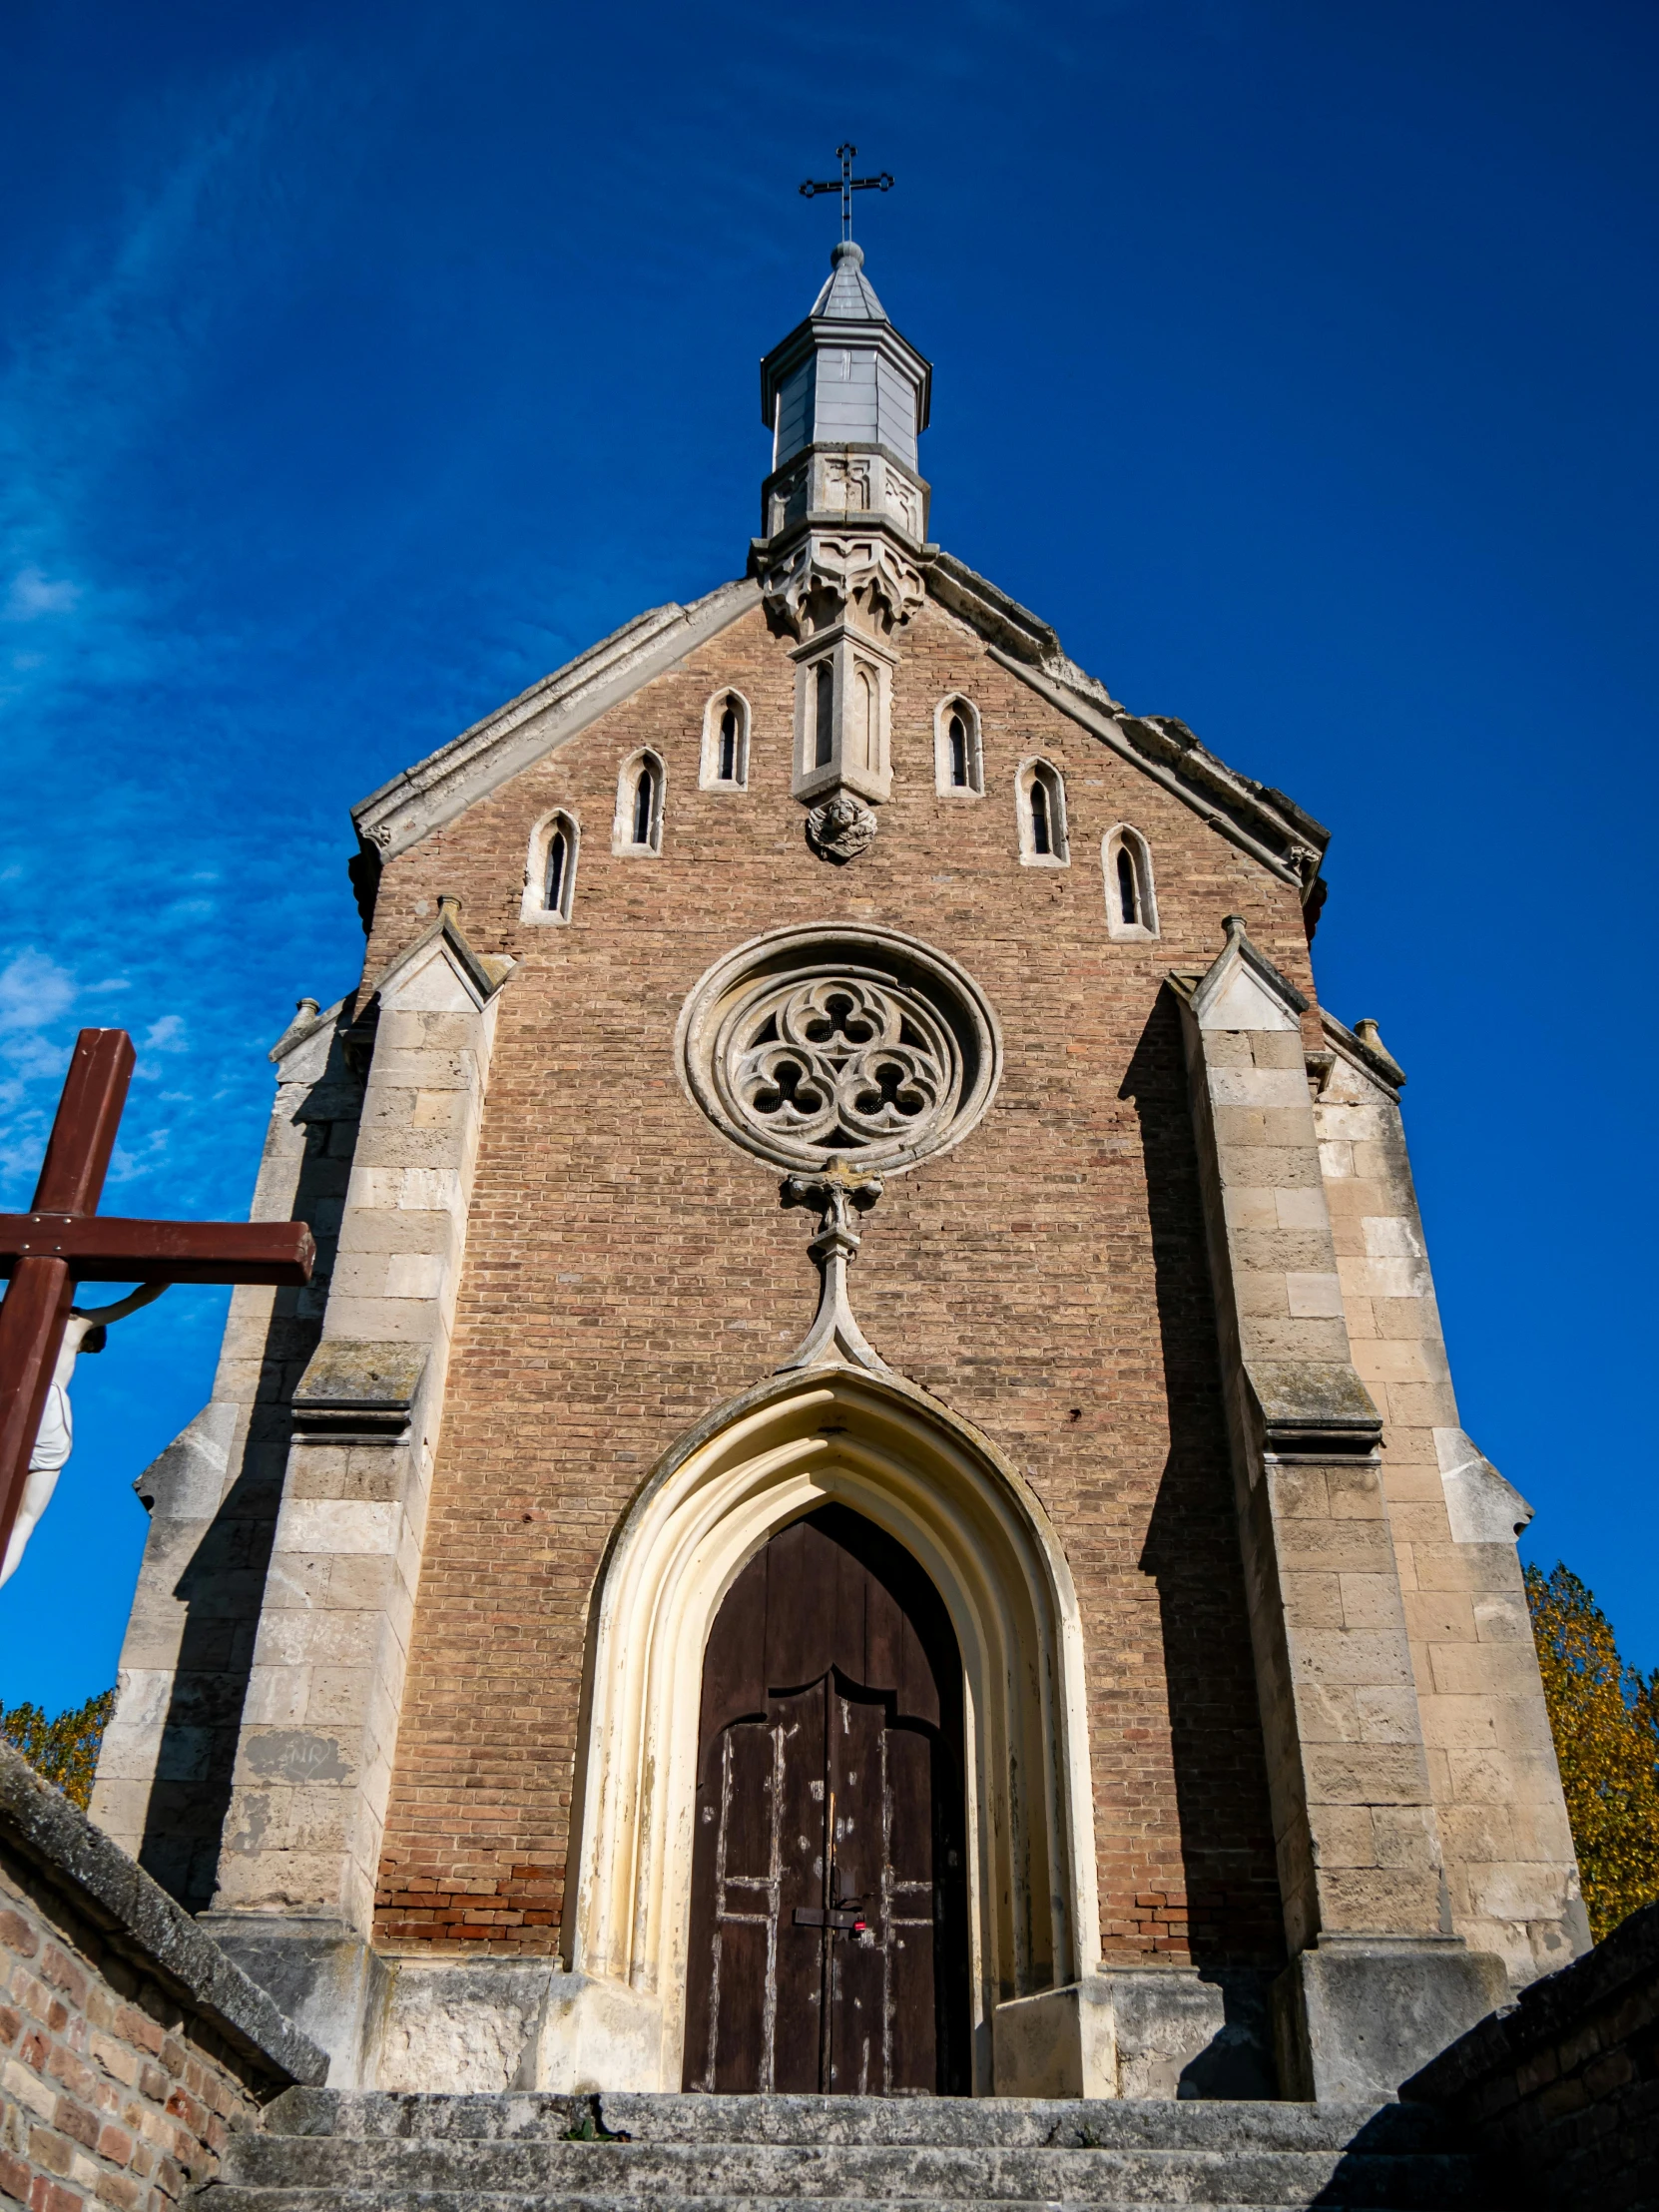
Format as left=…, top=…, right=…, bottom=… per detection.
left=86, top=231, right=1585, bottom=2104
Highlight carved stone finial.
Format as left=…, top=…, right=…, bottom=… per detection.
left=759, top=531, right=926, bottom=643
left=776, top=1164, right=889, bottom=1375
left=805, top=793, right=878, bottom=864
left=783, top=1161, right=883, bottom=1238
left=1352, top=1018, right=1407, bottom=1087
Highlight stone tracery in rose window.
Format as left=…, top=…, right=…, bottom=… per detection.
left=680, top=924, right=1001, bottom=1178
left=725, top=974, right=955, bottom=1159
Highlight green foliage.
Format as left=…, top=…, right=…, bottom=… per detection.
left=0, top=1687, right=116, bottom=1812
left=1526, top=1562, right=1659, bottom=1942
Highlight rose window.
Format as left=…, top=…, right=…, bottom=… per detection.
left=679, top=925, right=1001, bottom=1175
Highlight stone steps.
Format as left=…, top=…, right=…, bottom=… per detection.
left=210, top=2201, right=1489, bottom=2212
left=258, top=2091, right=1450, bottom=2151
left=207, top=2090, right=1497, bottom=2212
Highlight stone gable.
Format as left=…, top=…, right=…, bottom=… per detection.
left=363, top=595, right=1303, bottom=1971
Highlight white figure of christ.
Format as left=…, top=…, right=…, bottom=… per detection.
left=0, top=1286, right=166, bottom=1589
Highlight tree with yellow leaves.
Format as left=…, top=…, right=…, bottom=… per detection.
left=0, top=1687, right=115, bottom=1812
left=1525, top=1562, right=1659, bottom=1941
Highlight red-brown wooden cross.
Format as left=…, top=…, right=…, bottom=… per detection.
left=0, top=1029, right=314, bottom=1565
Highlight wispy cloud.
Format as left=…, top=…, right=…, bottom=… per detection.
left=0, top=63, right=304, bottom=714
left=0, top=948, right=76, bottom=1034
left=0, top=949, right=79, bottom=1191
left=0, top=49, right=366, bottom=1222
left=4, top=568, right=82, bottom=622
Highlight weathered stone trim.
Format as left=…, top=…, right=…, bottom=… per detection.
left=89, top=993, right=368, bottom=1914
left=208, top=901, right=515, bottom=2066
left=1310, top=1000, right=1586, bottom=1986
left=564, top=1366, right=1100, bottom=2096
left=289, top=1341, right=429, bottom=1443
left=1319, top=1007, right=1407, bottom=1101
left=983, top=644, right=1323, bottom=891
left=351, top=581, right=761, bottom=860
left=1, top=1740, right=323, bottom=2086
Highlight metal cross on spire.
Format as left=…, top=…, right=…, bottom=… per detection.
left=799, top=143, right=893, bottom=243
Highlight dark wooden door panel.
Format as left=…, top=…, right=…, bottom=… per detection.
left=684, top=1508, right=969, bottom=2097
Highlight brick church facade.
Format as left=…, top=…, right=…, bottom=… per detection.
left=90, top=240, right=1585, bottom=2101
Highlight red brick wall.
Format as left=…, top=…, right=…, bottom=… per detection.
left=0, top=1868, right=268, bottom=2212
left=367, top=595, right=1314, bottom=1971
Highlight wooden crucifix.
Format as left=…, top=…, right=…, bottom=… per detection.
left=0, top=1028, right=314, bottom=1568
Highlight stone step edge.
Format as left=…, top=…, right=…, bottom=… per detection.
left=258, top=2088, right=1444, bottom=2150
left=228, top=2143, right=1482, bottom=2172
left=202, top=2196, right=1483, bottom=2212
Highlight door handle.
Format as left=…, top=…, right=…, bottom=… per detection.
left=793, top=1906, right=867, bottom=1931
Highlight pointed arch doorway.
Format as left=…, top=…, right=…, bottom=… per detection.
left=562, top=1368, right=1099, bottom=2095
left=682, top=1506, right=970, bottom=2096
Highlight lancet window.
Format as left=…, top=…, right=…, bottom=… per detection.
left=814, top=662, right=834, bottom=768
left=934, top=697, right=983, bottom=797
left=1017, top=759, right=1068, bottom=865
left=615, top=749, right=665, bottom=855
left=1103, top=824, right=1159, bottom=939
left=522, top=810, right=580, bottom=923
left=701, top=691, right=751, bottom=790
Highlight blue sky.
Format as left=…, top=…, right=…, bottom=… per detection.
left=3, top=0, right=1656, bottom=1711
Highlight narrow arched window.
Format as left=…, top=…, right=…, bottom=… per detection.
left=701, top=691, right=750, bottom=790
left=935, top=697, right=983, bottom=796
left=546, top=830, right=569, bottom=913
left=1103, top=825, right=1158, bottom=936
left=1018, top=760, right=1068, bottom=864
left=614, top=750, right=664, bottom=854
left=523, top=809, right=579, bottom=921
left=815, top=661, right=834, bottom=769
left=853, top=668, right=874, bottom=771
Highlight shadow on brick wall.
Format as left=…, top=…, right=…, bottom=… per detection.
left=131, top=1010, right=366, bottom=1912
left=1121, top=991, right=1287, bottom=1998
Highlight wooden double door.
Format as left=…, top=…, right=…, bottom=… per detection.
left=683, top=1506, right=970, bottom=2096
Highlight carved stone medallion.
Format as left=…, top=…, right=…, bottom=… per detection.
left=805, top=793, right=878, bottom=864
left=678, top=924, right=1001, bottom=1176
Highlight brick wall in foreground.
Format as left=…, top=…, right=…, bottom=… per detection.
left=0, top=1743, right=321, bottom=2212
left=0, top=1877, right=249, bottom=2212
left=1405, top=1899, right=1659, bottom=2210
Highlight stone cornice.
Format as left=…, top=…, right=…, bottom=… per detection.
left=922, top=549, right=1329, bottom=899
left=921, top=550, right=1065, bottom=666
left=346, top=548, right=1333, bottom=906
left=351, top=579, right=761, bottom=862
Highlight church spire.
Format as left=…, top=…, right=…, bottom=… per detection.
left=809, top=237, right=890, bottom=323
left=752, top=242, right=934, bottom=843
left=753, top=240, right=933, bottom=619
